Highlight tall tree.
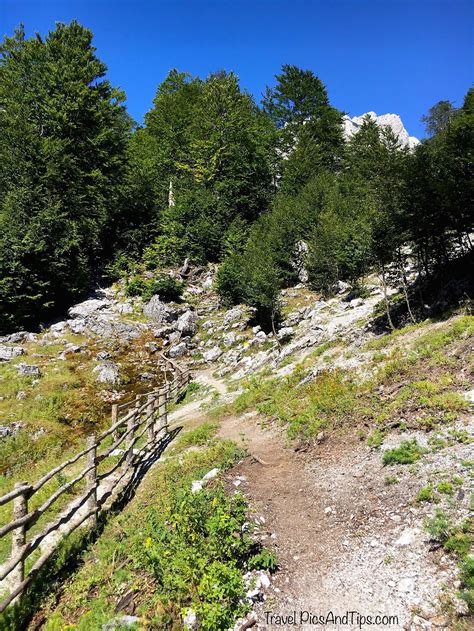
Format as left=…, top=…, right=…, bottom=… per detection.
left=263, top=64, right=343, bottom=193
left=0, top=22, right=130, bottom=332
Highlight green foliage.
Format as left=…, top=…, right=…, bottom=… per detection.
left=416, top=485, right=435, bottom=503
left=367, top=428, right=385, bottom=448
left=382, top=440, right=428, bottom=465
left=0, top=22, right=131, bottom=332
left=459, top=557, right=474, bottom=612
left=125, top=274, right=183, bottom=302
left=436, top=480, right=454, bottom=495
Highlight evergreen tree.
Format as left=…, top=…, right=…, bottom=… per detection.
left=0, top=22, right=130, bottom=331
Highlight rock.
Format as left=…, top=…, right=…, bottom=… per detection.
left=277, top=326, right=294, bottom=341
left=397, top=577, right=415, bottom=593
left=116, top=302, right=133, bottom=315
left=93, top=362, right=120, bottom=385
left=143, top=295, right=177, bottom=323
left=139, top=372, right=154, bottom=381
left=176, top=310, right=197, bottom=336
left=16, top=391, right=26, bottom=400
left=102, top=616, right=139, bottom=631
left=0, top=422, right=24, bottom=438
left=0, top=345, right=25, bottom=361
left=68, top=298, right=109, bottom=319
left=96, top=351, right=111, bottom=361
left=201, top=321, right=214, bottom=331
left=69, top=319, right=86, bottom=335
left=453, top=597, right=469, bottom=616
left=50, top=321, right=68, bottom=334
left=202, top=468, right=219, bottom=481
left=224, top=306, right=243, bottom=326
left=324, top=506, right=332, bottom=515
left=395, top=527, right=420, bottom=547
left=191, top=480, right=203, bottom=493
left=203, top=347, right=223, bottom=363
left=342, top=111, right=419, bottom=149
left=145, top=342, right=159, bottom=353
left=168, top=331, right=181, bottom=345
left=223, top=332, right=237, bottom=347
left=202, top=276, right=213, bottom=290
left=16, top=363, right=41, bottom=378
left=291, top=240, right=309, bottom=282
left=182, top=608, right=198, bottom=630
left=168, top=342, right=187, bottom=358
left=336, top=280, right=350, bottom=294
left=0, top=331, right=29, bottom=343
left=87, top=317, right=144, bottom=341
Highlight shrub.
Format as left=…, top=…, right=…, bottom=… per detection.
left=382, top=439, right=427, bottom=465
left=125, top=274, right=183, bottom=302
left=437, top=480, right=454, bottom=495
left=416, top=485, right=435, bottom=503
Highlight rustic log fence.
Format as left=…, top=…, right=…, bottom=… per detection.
left=0, top=355, right=190, bottom=613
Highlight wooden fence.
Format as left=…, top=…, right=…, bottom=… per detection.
left=0, top=355, right=190, bottom=613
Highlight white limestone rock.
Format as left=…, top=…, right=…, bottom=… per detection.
left=342, top=111, right=419, bottom=149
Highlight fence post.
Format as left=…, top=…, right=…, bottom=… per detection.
left=86, top=435, right=98, bottom=528
left=158, top=389, right=168, bottom=434
left=126, top=408, right=136, bottom=468
left=10, top=482, right=29, bottom=600
left=146, top=394, right=155, bottom=446
left=111, top=404, right=119, bottom=444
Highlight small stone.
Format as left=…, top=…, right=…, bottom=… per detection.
left=395, top=528, right=420, bottom=547
left=397, top=577, right=414, bottom=593
left=324, top=507, right=332, bottom=515
left=16, top=363, right=41, bottom=378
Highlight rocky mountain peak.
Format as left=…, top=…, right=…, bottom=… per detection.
left=342, top=111, right=420, bottom=149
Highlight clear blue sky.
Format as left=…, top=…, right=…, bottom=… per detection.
left=1, top=0, right=473, bottom=138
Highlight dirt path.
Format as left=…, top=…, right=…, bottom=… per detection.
left=217, top=410, right=464, bottom=630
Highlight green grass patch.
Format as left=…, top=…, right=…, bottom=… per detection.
left=382, top=439, right=428, bottom=465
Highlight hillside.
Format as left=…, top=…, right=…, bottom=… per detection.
left=0, top=266, right=472, bottom=630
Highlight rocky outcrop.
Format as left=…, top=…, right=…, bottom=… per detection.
left=0, top=345, right=25, bottom=361
left=342, top=112, right=419, bottom=149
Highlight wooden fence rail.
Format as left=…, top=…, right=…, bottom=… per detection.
left=0, top=354, right=190, bottom=613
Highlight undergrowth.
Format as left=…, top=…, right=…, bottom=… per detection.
left=39, top=440, right=274, bottom=630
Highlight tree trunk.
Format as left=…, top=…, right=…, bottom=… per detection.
left=380, top=264, right=395, bottom=330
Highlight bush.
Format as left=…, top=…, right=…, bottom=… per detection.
left=125, top=274, right=183, bottom=302
left=382, top=439, right=427, bottom=465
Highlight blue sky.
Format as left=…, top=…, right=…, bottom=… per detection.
left=1, top=0, right=473, bottom=138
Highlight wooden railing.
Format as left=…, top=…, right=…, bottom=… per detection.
left=0, top=355, right=190, bottom=613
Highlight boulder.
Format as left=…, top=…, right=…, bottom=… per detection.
left=93, top=362, right=120, bottom=385
left=0, top=331, right=29, bottom=344
left=223, top=332, right=237, bottom=347
left=68, top=298, right=109, bottom=319
left=0, top=345, right=25, bottom=361
left=143, top=295, right=178, bottom=323
left=176, top=310, right=197, bottom=336
left=168, top=342, right=187, bottom=358
left=16, top=363, right=41, bottom=378
left=224, top=306, right=243, bottom=326
left=277, top=326, right=294, bottom=342
left=203, top=347, right=223, bottom=363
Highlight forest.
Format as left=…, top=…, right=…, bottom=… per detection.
left=0, top=21, right=472, bottom=334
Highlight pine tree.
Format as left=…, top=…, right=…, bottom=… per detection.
left=0, top=22, right=130, bottom=331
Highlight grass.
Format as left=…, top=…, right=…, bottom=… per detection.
left=424, top=510, right=473, bottom=613
left=218, top=315, right=474, bottom=443
left=382, top=439, right=428, bottom=465
left=31, top=440, right=274, bottom=631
